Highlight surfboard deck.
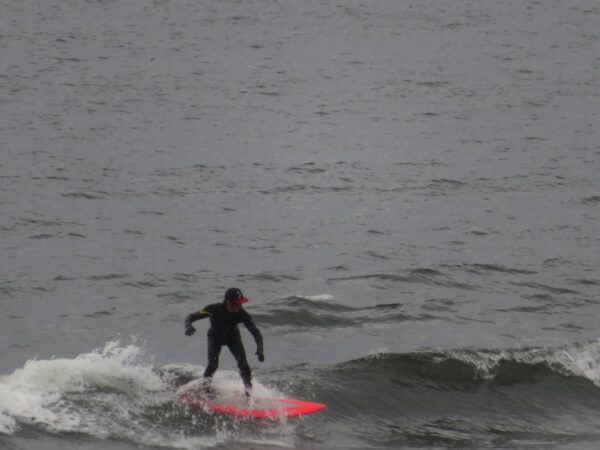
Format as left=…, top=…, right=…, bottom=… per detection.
left=179, top=391, right=327, bottom=418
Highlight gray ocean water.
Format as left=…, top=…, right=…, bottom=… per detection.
left=2, top=0, right=600, bottom=448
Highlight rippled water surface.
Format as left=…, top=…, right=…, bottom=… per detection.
left=2, top=0, right=600, bottom=448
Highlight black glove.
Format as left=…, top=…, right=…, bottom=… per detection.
left=256, top=351, right=264, bottom=362
left=185, top=325, right=196, bottom=336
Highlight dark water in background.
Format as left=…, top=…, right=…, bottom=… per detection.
left=1, top=0, right=600, bottom=448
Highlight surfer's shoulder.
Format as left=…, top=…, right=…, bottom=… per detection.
left=200, top=303, right=220, bottom=316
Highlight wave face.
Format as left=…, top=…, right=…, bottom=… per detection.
left=263, top=341, right=600, bottom=448
left=4, top=340, right=600, bottom=449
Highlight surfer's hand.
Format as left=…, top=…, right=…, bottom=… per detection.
left=185, top=325, right=196, bottom=336
left=256, top=351, right=264, bottom=362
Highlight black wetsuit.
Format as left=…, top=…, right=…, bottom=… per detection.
left=184, top=302, right=263, bottom=389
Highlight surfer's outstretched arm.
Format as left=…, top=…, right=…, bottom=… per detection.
left=184, top=309, right=211, bottom=336
left=242, top=312, right=264, bottom=361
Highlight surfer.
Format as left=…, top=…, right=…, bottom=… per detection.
left=184, top=287, right=264, bottom=396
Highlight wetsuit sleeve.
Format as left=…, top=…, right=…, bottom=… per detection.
left=184, top=307, right=212, bottom=328
left=242, top=311, right=264, bottom=354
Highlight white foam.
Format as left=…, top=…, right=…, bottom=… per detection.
left=0, top=340, right=162, bottom=435
left=0, top=409, right=17, bottom=434
left=0, top=360, right=78, bottom=434
left=0, top=340, right=293, bottom=448
left=366, top=347, right=390, bottom=358
left=447, top=341, right=600, bottom=384
left=304, top=294, right=335, bottom=301
left=555, top=340, right=600, bottom=386
left=177, top=368, right=283, bottom=399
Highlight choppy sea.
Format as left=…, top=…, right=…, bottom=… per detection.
left=2, top=0, right=600, bottom=448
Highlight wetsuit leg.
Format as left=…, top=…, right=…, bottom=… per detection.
left=203, top=333, right=221, bottom=379
left=226, top=334, right=252, bottom=390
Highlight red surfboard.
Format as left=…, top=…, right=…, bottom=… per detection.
left=179, top=392, right=327, bottom=418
